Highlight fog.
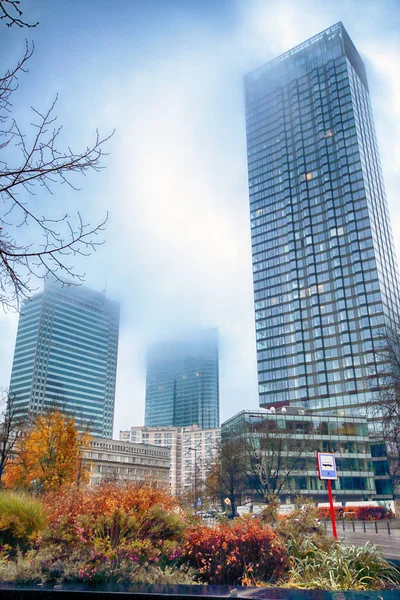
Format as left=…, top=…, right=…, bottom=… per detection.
left=0, top=0, right=399, bottom=436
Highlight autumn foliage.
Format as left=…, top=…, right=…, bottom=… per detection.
left=183, top=517, right=288, bottom=585
left=3, top=410, right=91, bottom=492
left=316, top=505, right=394, bottom=521
left=42, top=481, right=181, bottom=549
left=37, top=483, right=188, bottom=584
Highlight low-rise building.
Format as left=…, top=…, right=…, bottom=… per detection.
left=120, top=425, right=220, bottom=498
left=222, top=408, right=377, bottom=504
left=84, top=437, right=170, bottom=489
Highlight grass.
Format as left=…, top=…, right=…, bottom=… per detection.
left=282, top=536, right=400, bottom=590
left=0, top=491, right=46, bottom=549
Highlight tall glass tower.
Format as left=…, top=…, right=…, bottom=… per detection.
left=9, top=282, right=120, bottom=437
left=245, top=23, right=400, bottom=417
left=145, top=329, right=219, bottom=429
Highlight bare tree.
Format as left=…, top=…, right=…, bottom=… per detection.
left=0, top=0, right=38, bottom=28
left=209, top=414, right=320, bottom=509
left=245, top=427, right=317, bottom=502
left=0, top=42, right=113, bottom=309
left=0, top=390, right=25, bottom=483
left=205, top=436, right=248, bottom=517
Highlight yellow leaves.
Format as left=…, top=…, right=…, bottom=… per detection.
left=4, top=410, right=91, bottom=492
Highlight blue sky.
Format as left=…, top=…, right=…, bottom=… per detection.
left=1, top=0, right=400, bottom=436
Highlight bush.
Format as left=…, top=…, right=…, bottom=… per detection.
left=316, top=505, right=394, bottom=521
left=0, top=482, right=191, bottom=586
left=183, top=516, right=288, bottom=585
left=276, top=497, right=334, bottom=554
left=42, top=482, right=185, bottom=550
left=0, top=547, right=197, bottom=586
left=282, top=538, right=400, bottom=590
left=354, top=506, right=394, bottom=521
left=0, top=491, right=46, bottom=553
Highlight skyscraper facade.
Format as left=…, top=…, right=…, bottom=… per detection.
left=145, top=329, right=219, bottom=429
left=245, top=23, right=400, bottom=417
left=9, top=282, right=120, bottom=437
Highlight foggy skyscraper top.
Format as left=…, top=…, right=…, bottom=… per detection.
left=145, top=328, right=219, bottom=429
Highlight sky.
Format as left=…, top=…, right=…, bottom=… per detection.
left=0, top=0, right=399, bottom=437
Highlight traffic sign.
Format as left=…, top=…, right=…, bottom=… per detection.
left=316, top=452, right=337, bottom=480
left=316, top=452, right=338, bottom=540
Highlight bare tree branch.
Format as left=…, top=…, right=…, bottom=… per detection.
left=0, top=43, right=114, bottom=309
left=0, top=389, right=26, bottom=483
left=0, top=1, right=38, bottom=28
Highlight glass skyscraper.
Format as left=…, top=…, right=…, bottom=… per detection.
left=145, top=329, right=219, bottom=429
left=9, top=282, right=120, bottom=437
left=245, top=23, right=400, bottom=417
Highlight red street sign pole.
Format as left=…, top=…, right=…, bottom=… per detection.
left=327, top=479, right=337, bottom=540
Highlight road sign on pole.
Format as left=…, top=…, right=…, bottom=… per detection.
left=316, top=452, right=337, bottom=480
left=316, top=452, right=338, bottom=540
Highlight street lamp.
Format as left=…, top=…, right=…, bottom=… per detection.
left=188, top=446, right=199, bottom=510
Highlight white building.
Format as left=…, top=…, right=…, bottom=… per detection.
left=85, top=437, right=170, bottom=489
left=120, top=425, right=220, bottom=498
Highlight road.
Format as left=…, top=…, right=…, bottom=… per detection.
left=323, top=521, right=400, bottom=561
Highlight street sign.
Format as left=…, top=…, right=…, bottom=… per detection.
left=316, top=451, right=338, bottom=540
left=224, top=497, right=231, bottom=505
left=197, top=498, right=202, bottom=506
left=316, top=452, right=337, bottom=480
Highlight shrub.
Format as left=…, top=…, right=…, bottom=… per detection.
left=276, top=497, right=334, bottom=554
left=1, top=482, right=191, bottom=586
left=42, top=482, right=185, bottom=550
left=0, top=547, right=197, bottom=586
left=282, top=538, right=400, bottom=590
left=316, top=505, right=394, bottom=521
left=183, top=516, right=288, bottom=585
left=0, top=491, right=46, bottom=553
left=353, top=506, right=394, bottom=521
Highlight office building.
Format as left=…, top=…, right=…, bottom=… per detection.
left=245, top=23, right=400, bottom=418
left=85, top=437, right=170, bottom=489
left=120, top=424, right=220, bottom=498
left=9, top=282, right=119, bottom=437
left=222, top=408, right=379, bottom=504
left=145, top=329, right=219, bottom=429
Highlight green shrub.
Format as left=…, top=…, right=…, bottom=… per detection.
left=0, top=491, right=46, bottom=552
left=277, top=497, right=334, bottom=553
left=283, top=538, right=400, bottom=590
left=0, top=547, right=196, bottom=586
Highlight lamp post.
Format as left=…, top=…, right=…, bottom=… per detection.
left=188, top=446, right=199, bottom=510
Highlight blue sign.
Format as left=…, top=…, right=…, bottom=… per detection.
left=197, top=498, right=202, bottom=506
left=317, top=452, right=337, bottom=480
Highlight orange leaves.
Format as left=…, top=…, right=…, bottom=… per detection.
left=3, top=410, right=91, bottom=492
left=43, top=481, right=179, bottom=529
left=183, top=516, right=288, bottom=585
left=316, top=505, right=394, bottom=521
